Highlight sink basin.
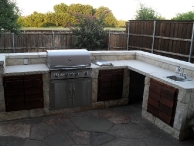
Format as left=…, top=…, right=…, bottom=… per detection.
left=166, top=75, right=185, bottom=82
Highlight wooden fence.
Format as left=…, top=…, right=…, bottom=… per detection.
left=126, top=20, right=194, bottom=63
left=0, top=31, right=74, bottom=53
left=0, top=21, right=194, bottom=63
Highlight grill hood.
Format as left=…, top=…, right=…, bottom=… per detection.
left=47, top=49, right=91, bottom=69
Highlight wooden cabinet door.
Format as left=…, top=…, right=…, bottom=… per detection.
left=147, top=79, right=178, bottom=126
left=3, top=78, right=25, bottom=112
left=3, top=74, right=44, bottom=112
left=98, top=69, right=123, bottom=101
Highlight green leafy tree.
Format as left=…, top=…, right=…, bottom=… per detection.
left=54, top=3, right=68, bottom=14
left=67, top=4, right=94, bottom=15
left=68, top=13, right=107, bottom=50
left=171, top=11, right=194, bottom=20
left=0, top=0, right=21, bottom=36
left=117, top=20, right=127, bottom=27
left=22, top=12, right=44, bottom=27
left=135, top=3, right=165, bottom=20
left=94, top=6, right=118, bottom=27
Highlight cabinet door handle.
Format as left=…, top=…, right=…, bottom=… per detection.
left=72, top=88, right=75, bottom=98
left=69, top=88, right=72, bottom=98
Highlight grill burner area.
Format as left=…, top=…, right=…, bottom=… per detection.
left=47, top=49, right=92, bottom=110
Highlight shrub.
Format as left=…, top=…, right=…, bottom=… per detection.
left=68, top=12, right=107, bottom=50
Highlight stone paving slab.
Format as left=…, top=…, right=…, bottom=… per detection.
left=0, top=103, right=193, bottom=146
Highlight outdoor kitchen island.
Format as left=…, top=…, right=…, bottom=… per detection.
left=0, top=51, right=194, bottom=140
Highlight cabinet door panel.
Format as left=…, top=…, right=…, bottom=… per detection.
left=50, top=80, right=73, bottom=109
left=4, top=80, right=23, bottom=89
left=25, top=88, right=42, bottom=95
left=158, top=111, right=172, bottom=125
left=160, top=96, right=174, bottom=108
left=148, top=97, right=159, bottom=108
left=99, top=87, right=111, bottom=94
left=5, top=88, right=24, bottom=96
left=25, top=101, right=43, bottom=109
left=100, top=81, right=111, bottom=88
left=147, top=104, right=159, bottom=116
left=149, top=90, right=160, bottom=101
left=25, top=94, right=43, bottom=102
left=6, top=102, right=25, bottom=112
left=112, top=80, right=123, bottom=86
left=73, top=78, right=92, bottom=107
left=100, top=74, right=112, bottom=81
left=150, top=79, right=163, bottom=94
left=6, top=95, right=24, bottom=103
left=24, top=79, right=42, bottom=88
left=161, top=85, right=177, bottom=100
left=159, top=104, right=173, bottom=116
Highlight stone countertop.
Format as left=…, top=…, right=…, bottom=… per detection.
left=92, top=60, right=194, bottom=89
left=3, top=64, right=49, bottom=76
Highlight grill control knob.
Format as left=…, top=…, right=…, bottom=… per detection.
left=54, top=73, right=59, bottom=77
left=60, top=73, right=65, bottom=76
left=75, top=72, right=79, bottom=76
left=69, top=72, right=73, bottom=76
left=65, top=73, right=69, bottom=76
left=84, top=71, right=88, bottom=76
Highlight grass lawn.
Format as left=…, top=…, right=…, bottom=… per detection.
left=21, top=27, right=126, bottom=31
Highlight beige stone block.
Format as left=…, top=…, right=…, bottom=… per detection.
left=116, top=55, right=134, bottom=60
left=80, top=106, right=93, bottom=111
left=43, top=81, right=50, bottom=108
left=30, top=108, right=50, bottom=117
left=91, top=68, right=99, bottom=79
left=144, top=77, right=150, bottom=85
left=155, top=118, right=180, bottom=140
left=90, top=56, right=95, bottom=62
left=109, top=98, right=128, bottom=107
left=50, top=107, right=80, bottom=115
left=6, top=58, right=23, bottom=66
left=92, top=102, right=105, bottom=109
left=136, top=55, right=143, bottom=61
left=0, top=110, right=29, bottom=121
left=92, top=79, right=98, bottom=102
left=42, top=73, right=50, bottom=81
left=143, top=84, right=149, bottom=95
left=161, top=62, right=169, bottom=70
left=0, top=86, right=4, bottom=101
left=173, top=101, right=189, bottom=130
left=104, top=101, right=110, bottom=108
left=0, top=77, right=3, bottom=86
left=29, top=58, right=46, bottom=64
left=189, top=91, right=194, bottom=109
left=187, top=109, right=194, bottom=119
left=123, top=68, right=129, bottom=78
left=142, top=109, right=155, bottom=124
left=142, top=96, right=148, bottom=110
left=177, top=89, right=191, bottom=104
left=123, top=77, right=129, bottom=98
left=0, top=100, right=5, bottom=112
left=100, top=56, right=117, bottom=61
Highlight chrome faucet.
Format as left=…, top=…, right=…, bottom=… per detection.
left=175, top=66, right=187, bottom=79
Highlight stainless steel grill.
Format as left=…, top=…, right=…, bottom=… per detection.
left=47, top=49, right=92, bottom=110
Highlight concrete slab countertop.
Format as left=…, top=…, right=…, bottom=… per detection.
left=3, top=64, right=49, bottom=76
left=92, top=60, right=194, bottom=89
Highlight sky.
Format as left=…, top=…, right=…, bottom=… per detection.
left=16, top=0, right=194, bottom=20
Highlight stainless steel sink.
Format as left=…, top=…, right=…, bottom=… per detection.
left=166, top=75, right=185, bottom=82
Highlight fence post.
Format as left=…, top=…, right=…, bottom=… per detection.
left=151, top=20, right=156, bottom=53
left=12, top=33, right=15, bottom=53
left=127, top=21, right=130, bottom=50
left=108, top=31, right=110, bottom=51
left=52, top=31, right=55, bottom=49
left=188, top=21, right=194, bottom=62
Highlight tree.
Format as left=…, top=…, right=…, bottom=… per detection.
left=68, top=12, right=107, bottom=50
left=171, top=11, right=194, bottom=20
left=135, top=3, right=165, bottom=20
left=0, top=0, right=21, bottom=36
left=53, top=3, right=68, bottom=14
left=94, top=6, right=118, bottom=27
